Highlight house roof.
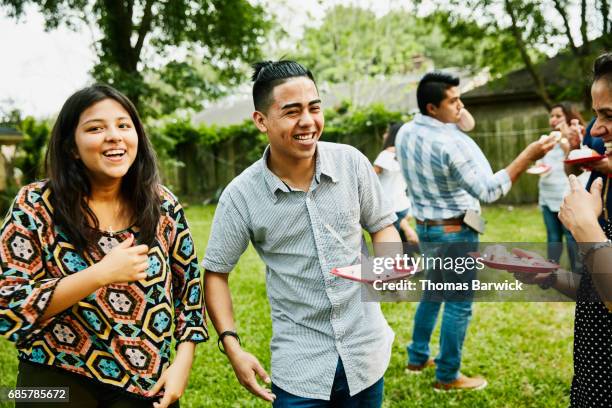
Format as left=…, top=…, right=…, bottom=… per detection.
left=0, top=127, right=24, bottom=144
left=193, top=69, right=483, bottom=126
left=462, top=37, right=611, bottom=105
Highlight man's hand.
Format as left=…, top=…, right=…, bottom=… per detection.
left=227, top=348, right=276, bottom=402
left=559, top=175, right=604, bottom=240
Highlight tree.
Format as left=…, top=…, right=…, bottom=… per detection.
left=421, top=0, right=612, bottom=108
left=289, top=5, right=522, bottom=85
left=1, top=0, right=271, bottom=116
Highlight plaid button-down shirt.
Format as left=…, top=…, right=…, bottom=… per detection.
left=396, top=113, right=511, bottom=221
left=203, top=142, right=396, bottom=400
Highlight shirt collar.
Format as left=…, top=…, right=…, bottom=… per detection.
left=316, top=143, right=339, bottom=184
left=260, top=143, right=339, bottom=203
left=413, top=113, right=449, bottom=129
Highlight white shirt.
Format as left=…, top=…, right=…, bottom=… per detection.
left=374, top=149, right=411, bottom=213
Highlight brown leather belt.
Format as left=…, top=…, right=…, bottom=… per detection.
left=416, top=217, right=464, bottom=226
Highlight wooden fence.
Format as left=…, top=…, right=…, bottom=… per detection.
left=163, top=114, right=551, bottom=205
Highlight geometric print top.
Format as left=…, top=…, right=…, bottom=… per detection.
left=0, top=181, right=208, bottom=398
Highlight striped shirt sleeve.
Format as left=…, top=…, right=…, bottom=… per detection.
left=202, top=190, right=251, bottom=273
left=355, top=150, right=397, bottom=232
left=446, top=143, right=512, bottom=203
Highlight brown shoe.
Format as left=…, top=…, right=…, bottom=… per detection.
left=405, top=358, right=435, bottom=374
left=433, top=374, right=487, bottom=391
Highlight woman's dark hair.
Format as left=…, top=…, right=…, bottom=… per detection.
left=550, top=102, right=585, bottom=126
left=252, top=60, right=316, bottom=113
left=417, top=71, right=460, bottom=115
left=45, top=84, right=161, bottom=253
left=593, top=52, right=612, bottom=83
left=382, top=122, right=404, bottom=149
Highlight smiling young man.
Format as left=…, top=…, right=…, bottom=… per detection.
left=396, top=71, right=555, bottom=391
left=203, top=60, right=401, bottom=407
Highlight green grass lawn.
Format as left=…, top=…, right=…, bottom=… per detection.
left=0, top=204, right=574, bottom=407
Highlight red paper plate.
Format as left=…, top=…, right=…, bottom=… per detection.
left=468, top=252, right=559, bottom=274
left=331, top=264, right=417, bottom=283
left=564, top=154, right=606, bottom=165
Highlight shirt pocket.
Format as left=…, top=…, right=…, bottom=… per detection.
left=323, top=208, right=362, bottom=267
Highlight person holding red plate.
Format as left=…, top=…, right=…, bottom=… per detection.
left=203, top=60, right=402, bottom=407
left=516, top=52, right=612, bottom=408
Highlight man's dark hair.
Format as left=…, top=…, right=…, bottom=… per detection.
left=593, top=53, right=612, bottom=84
left=252, top=60, right=316, bottom=112
left=416, top=72, right=460, bottom=115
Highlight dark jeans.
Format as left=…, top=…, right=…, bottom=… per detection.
left=16, top=360, right=178, bottom=408
left=541, top=205, right=579, bottom=272
left=393, top=208, right=410, bottom=233
left=271, top=359, right=383, bottom=408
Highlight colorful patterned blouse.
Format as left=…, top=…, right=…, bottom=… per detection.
left=0, top=181, right=207, bottom=398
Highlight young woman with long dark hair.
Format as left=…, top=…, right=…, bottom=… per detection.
left=0, top=84, right=207, bottom=408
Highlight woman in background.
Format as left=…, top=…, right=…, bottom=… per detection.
left=538, top=102, right=584, bottom=271
left=373, top=122, right=419, bottom=246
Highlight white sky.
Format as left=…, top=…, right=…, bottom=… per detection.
left=0, top=0, right=417, bottom=117
left=0, top=0, right=589, bottom=118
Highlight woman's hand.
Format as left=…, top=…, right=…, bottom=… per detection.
left=148, top=342, right=195, bottom=408
left=589, top=157, right=612, bottom=174
left=559, top=175, right=604, bottom=241
left=96, top=234, right=149, bottom=285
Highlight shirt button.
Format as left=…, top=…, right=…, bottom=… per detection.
left=306, top=196, right=311, bottom=203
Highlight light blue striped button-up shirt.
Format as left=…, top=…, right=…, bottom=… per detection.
left=396, top=113, right=512, bottom=221
left=203, top=142, right=396, bottom=400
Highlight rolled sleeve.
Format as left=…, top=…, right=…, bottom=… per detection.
left=355, top=151, right=397, bottom=233
left=202, top=190, right=251, bottom=273
left=447, top=145, right=510, bottom=203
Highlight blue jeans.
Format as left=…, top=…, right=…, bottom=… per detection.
left=393, top=208, right=410, bottom=233
left=541, top=205, right=579, bottom=272
left=272, top=359, right=384, bottom=408
left=407, top=224, right=478, bottom=383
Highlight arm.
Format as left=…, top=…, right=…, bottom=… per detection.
left=514, top=269, right=580, bottom=300
left=147, top=203, right=208, bottom=407
left=148, top=342, right=196, bottom=408
left=559, top=175, right=612, bottom=309
left=504, top=136, right=557, bottom=183
left=0, top=188, right=148, bottom=345
left=399, top=217, right=419, bottom=244
left=204, top=271, right=275, bottom=402
left=41, top=236, right=149, bottom=320
left=447, top=143, right=513, bottom=203
left=201, top=193, right=274, bottom=402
